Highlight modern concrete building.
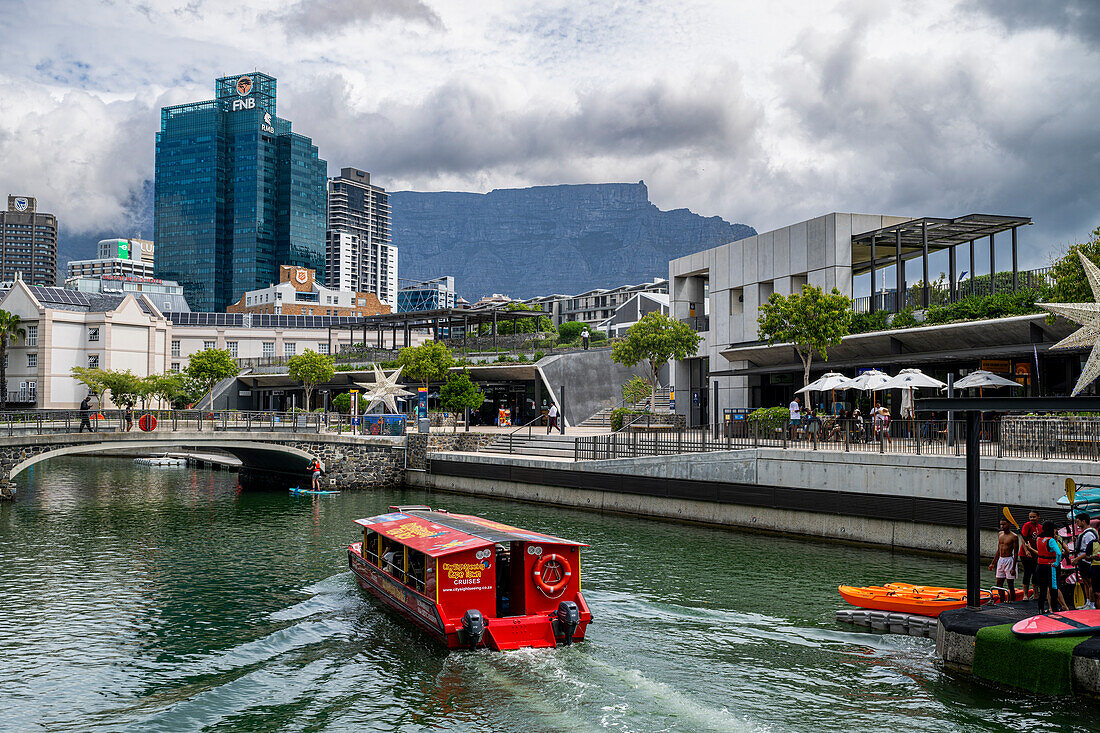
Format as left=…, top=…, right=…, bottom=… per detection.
left=397, top=276, right=456, bottom=312
left=522, top=278, right=668, bottom=327
left=226, top=265, right=389, bottom=318
left=597, top=291, right=669, bottom=338
left=66, top=238, right=155, bottom=280
left=154, top=72, right=327, bottom=312
left=326, top=167, right=397, bottom=309
left=0, top=195, right=57, bottom=286
left=669, top=212, right=1049, bottom=426
left=64, top=274, right=191, bottom=313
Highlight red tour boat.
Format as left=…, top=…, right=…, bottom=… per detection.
left=347, top=505, right=593, bottom=650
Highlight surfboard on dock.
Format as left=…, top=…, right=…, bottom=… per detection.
left=1012, top=609, right=1100, bottom=638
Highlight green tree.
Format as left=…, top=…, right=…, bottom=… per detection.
left=0, top=310, right=26, bottom=408
left=331, top=392, right=368, bottom=414
left=185, top=348, right=240, bottom=407
left=148, top=373, right=195, bottom=409
left=287, top=349, right=335, bottom=411
left=494, top=302, right=556, bottom=335
left=558, top=321, right=590, bottom=344
left=99, top=369, right=142, bottom=407
left=757, top=285, right=853, bottom=388
left=610, top=312, right=701, bottom=410
left=71, top=366, right=109, bottom=407
left=396, top=340, right=455, bottom=389
left=439, top=369, right=485, bottom=432
left=621, top=375, right=651, bottom=407
left=1048, top=226, right=1100, bottom=303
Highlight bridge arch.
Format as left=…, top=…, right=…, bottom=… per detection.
left=7, top=439, right=320, bottom=482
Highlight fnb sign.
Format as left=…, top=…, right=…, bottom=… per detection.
left=232, top=97, right=256, bottom=111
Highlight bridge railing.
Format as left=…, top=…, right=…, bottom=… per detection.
left=0, top=410, right=407, bottom=437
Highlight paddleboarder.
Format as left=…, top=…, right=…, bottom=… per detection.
left=1019, top=510, right=1042, bottom=600
left=1036, top=521, right=1067, bottom=614
left=988, top=518, right=1019, bottom=602
left=307, top=458, right=323, bottom=491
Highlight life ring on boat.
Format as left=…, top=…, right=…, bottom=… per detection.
left=532, top=553, right=571, bottom=596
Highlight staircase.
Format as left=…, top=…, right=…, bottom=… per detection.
left=480, top=432, right=578, bottom=459
left=578, top=387, right=672, bottom=428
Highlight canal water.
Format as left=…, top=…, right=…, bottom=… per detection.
left=0, top=457, right=1094, bottom=732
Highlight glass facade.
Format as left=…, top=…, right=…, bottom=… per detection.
left=154, top=72, right=326, bottom=311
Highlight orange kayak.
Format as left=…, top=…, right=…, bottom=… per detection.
left=838, top=583, right=1024, bottom=617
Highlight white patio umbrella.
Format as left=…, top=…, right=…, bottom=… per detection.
left=795, top=372, right=854, bottom=394
left=946, top=370, right=1023, bottom=391
left=874, top=368, right=946, bottom=419
left=796, top=372, right=854, bottom=413
left=845, top=368, right=891, bottom=408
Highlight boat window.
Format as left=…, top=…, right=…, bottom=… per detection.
left=363, top=530, right=379, bottom=564
left=406, top=549, right=428, bottom=595
left=380, top=539, right=403, bottom=580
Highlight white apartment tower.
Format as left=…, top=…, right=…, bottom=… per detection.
left=325, top=168, right=397, bottom=310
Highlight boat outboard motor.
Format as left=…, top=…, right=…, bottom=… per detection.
left=556, top=601, right=580, bottom=646
left=462, top=609, right=485, bottom=649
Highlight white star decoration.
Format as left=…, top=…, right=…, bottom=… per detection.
left=1039, top=252, right=1100, bottom=397
left=364, top=364, right=414, bottom=414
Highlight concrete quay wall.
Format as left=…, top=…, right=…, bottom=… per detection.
left=412, top=450, right=1100, bottom=554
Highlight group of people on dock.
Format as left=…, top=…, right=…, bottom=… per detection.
left=990, top=510, right=1100, bottom=613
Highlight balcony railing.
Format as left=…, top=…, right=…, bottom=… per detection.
left=851, top=266, right=1052, bottom=314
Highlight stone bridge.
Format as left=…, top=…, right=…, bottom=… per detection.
left=0, top=430, right=406, bottom=497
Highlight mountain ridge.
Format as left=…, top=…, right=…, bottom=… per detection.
left=390, top=181, right=754, bottom=301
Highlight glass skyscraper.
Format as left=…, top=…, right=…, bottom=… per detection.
left=154, top=72, right=326, bottom=311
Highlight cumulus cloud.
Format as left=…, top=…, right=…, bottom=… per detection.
left=270, top=0, right=442, bottom=37
left=0, top=0, right=1097, bottom=271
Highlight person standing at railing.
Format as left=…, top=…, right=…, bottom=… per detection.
left=79, top=395, right=94, bottom=433
left=788, top=396, right=801, bottom=440
left=124, top=405, right=133, bottom=432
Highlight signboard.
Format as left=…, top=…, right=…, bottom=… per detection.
left=981, top=359, right=1012, bottom=374
left=417, top=387, right=428, bottom=419
left=361, top=415, right=404, bottom=436
left=117, top=239, right=130, bottom=259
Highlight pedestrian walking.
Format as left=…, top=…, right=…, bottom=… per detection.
left=124, top=404, right=134, bottom=432
left=788, top=396, right=801, bottom=440
left=546, top=403, right=559, bottom=434
left=79, top=395, right=94, bottom=433
left=581, top=327, right=590, bottom=350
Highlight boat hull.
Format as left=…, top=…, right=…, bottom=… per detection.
left=348, top=548, right=590, bottom=650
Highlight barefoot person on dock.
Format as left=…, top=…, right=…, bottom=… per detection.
left=989, top=518, right=1019, bottom=601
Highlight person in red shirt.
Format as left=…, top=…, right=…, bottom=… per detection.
left=1019, top=510, right=1042, bottom=600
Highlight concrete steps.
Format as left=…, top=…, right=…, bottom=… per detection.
left=481, top=432, right=577, bottom=459
left=578, top=388, right=672, bottom=428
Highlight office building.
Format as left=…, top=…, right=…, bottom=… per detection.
left=66, top=237, right=156, bottom=280
left=154, top=72, right=327, bottom=312
left=0, top=195, right=58, bottom=286
left=326, top=167, right=396, bottom=309
left=65, top=273, right=190, bottom=313
left=397, top=276, right=456, bottom=312
left=667, top=212, right=1062, bottom=426
left=227, top=265, right=388, bottom=317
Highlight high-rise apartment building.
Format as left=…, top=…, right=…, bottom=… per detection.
left=325, top=168, right=396, bottom=310
left=154, top=72, right=327, bottom=311
left=0, top=195, right=57, bottom=285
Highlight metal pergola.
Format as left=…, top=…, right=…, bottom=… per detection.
left=850, top=214, right=1033, bottom=313
left=326, top=306, right=552, bottom=355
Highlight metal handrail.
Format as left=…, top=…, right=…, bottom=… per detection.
left=507, top=413, right=549, bottom=453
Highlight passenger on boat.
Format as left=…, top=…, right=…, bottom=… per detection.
left=424, top=564, right=436, bottom=596
left=382, top=544, right=399, bottom=576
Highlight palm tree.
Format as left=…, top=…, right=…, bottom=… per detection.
left=0, top=310, right=26, bottom=408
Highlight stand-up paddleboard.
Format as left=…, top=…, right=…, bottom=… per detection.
left=1012, top=609, right=1100, bottom=638
left=289, top=486, right=341, bottom=496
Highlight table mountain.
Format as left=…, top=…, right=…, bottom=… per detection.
left=390, top=181, right=754, bottom=301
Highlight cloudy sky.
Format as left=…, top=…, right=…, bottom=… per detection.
left=0, top=0, right=1097, bottom=265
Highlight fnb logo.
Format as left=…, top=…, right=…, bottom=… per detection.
left=236, top=76, right=252, bottom=96
left=232, top=98, right=256, bottom=111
